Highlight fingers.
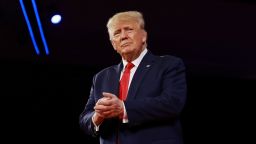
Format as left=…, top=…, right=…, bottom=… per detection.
left=95, top=107, right=116, bottom=118
left=97, top=97, right=112, bottom=106
left=94, top=102, right=122, bottom=113
left=94, top=92, right=123, bottom=119
left=102, top=92, right=120, bottom=103
left=96, top=108, right=122, bottom=118
left=97, top=92, right=119, bottom=106
left=102, top=92, right=116, bottom=98
left=94, top=102, right=113, bottom=111
left=92, top=113, right=104, bottom=125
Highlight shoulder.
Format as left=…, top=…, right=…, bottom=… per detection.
left=159, top=55, right=182, bottom=61
left=93, top=64, right=119, bottom=79
left=156, top=54, right=185, bottom=66
left=149, top=55, right=186, bottom=74
left=145, top=51, right=185, bottom=69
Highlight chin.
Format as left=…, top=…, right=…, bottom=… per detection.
left=121, top=49, right=133, bottom=55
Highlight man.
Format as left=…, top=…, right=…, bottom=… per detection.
left=79, top=11, right=187, bottom=144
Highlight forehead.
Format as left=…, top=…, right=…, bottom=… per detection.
left=111, top=20, right=139, bottom=30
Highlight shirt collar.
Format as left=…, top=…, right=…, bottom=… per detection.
left=122, top=48, right=148, bottom=69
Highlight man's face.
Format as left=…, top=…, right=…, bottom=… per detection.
left=109, top=21, right=147, bottom=59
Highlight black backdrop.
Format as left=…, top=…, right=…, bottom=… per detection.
left=1, top=0, right=255, bottom=143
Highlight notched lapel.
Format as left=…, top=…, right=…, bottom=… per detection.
left=126, top=52, right=156, bottom=100
left=107, top=63, right=122, bottom=96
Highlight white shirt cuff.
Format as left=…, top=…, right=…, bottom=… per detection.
left=92, top=113, right=101, bottom=131
left=122, top=101, right=129, bottom=123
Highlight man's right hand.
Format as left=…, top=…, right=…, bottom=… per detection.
left=92, top=112, right=104, bottom=126
left=94, top=92, right=124, bottom=119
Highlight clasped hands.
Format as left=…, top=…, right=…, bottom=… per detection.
left=93, top=92, right=124, bottom=125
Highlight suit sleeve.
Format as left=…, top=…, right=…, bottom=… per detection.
left=125, top=57, right=187, bottom=126
left=79, top=76, right=98, bottom=137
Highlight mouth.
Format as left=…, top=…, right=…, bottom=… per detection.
left=121, top=42, right=131, bottom=47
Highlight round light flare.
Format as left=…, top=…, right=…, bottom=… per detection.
left=51, top=14, right=62, bottom=24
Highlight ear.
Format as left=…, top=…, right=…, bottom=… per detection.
left=142, top=31, right=147, bottom=43
left=142, top=37, right=146, bottom=43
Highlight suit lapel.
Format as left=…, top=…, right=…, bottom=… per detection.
left=126, top=52, right=156, bottom=100
left=110, top=63, right=123, bottom=96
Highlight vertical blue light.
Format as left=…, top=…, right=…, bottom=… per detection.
left=19, top=0, right=40, bottom=55
left=31, top=0, right=50, bottom=55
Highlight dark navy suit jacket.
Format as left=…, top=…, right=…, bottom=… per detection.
left=80, top=51, right=187, bottom=144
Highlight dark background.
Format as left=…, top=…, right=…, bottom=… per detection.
left=1, top=0, right=255, bottom=143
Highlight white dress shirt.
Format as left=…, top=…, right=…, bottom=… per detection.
left=93, top=48, right=148, bottom=130
left=120, top=48, right=148, bottom=123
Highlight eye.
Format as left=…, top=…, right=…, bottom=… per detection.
left=113, top=30, right=121, bottom=37
left=114, top=32, right=120, bottom=36
left=125, top=27, right=134, bottom=32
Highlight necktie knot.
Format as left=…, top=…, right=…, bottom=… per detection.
left=125, top=62, right=134, bottom=71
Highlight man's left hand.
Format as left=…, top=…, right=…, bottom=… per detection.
left=94, top=92, right=124, bottom=119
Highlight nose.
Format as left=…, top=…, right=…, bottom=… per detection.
left=120, top=31, right=128, bottom=41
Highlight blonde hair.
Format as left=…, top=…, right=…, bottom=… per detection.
left=107, top=11, right=145, bottom=34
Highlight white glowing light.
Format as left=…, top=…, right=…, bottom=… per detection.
left=51, top=14, right=62, bottom=24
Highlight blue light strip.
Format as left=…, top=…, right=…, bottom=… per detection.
left=31, top=0, right=49, bottom=55
left=19, top=0, right=40, bottom=55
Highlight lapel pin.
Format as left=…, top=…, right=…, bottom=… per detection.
left=146, top=65, right=151, bottom=68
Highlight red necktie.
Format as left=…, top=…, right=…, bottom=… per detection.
left=119, top=62, right=134, bottom=101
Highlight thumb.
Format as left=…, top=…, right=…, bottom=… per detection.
left=102, top=92, right=116, bottom=98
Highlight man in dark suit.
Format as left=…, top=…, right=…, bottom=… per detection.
left=79, top=11, right=187, bottom=144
